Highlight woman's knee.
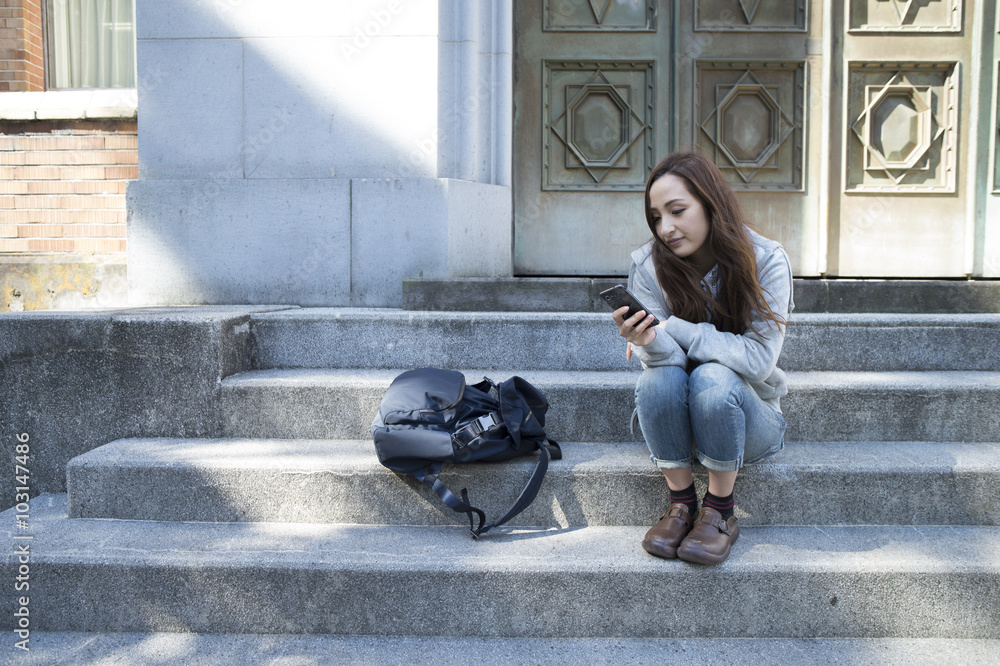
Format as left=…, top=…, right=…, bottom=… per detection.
left=688, top=363, right=744, bottom=416
left=635, top=365, right=689, bottom=415
left=689, top=362, right=740, bottom=390
left=635, top=365, right=694, bottom=466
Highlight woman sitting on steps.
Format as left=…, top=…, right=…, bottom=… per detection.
left=611, top=150, right=794, bottom=565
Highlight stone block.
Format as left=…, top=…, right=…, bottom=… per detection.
left=136, top=0, right=350, bottom=39
left=127, top=179, right=351, bottom=306
left=243, top=36, right=438, bottom=180
left=350, top=178, right=449, bottom=307
left=136, top=39, right=244, bottom=179
left=0, top=257, right=127, bottom=310
left=446, top=180, right=512, bottom=277
left=137, top=0, right=434, bottom=40
left=349, top=178, right=512, bottom=307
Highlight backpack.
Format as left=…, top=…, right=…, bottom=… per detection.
left=371, top=367, right=561, bottom=538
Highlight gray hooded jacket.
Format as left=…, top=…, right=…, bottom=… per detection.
left=627, top=228, right=794, bottom=411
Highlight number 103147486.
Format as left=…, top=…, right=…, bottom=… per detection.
left=15, top=433, right=30, bottom=507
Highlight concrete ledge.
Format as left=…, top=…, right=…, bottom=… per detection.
left=15, top=633, right=1000, bottom=665
left=786, top=371, right=1000, bottom=442
left=219, top=368, right=638, bottom=442
left=0, top=306, right=294, bottom=505
left=403, top=278, right=1000, bottom=313
left=219, top=368, right=1000, bottom=443
left=67, top=439, right=1000, bottom=527
left=783, top=313, right=1000, bottom=371
left=403, top=277, right=622, bottom=312
left=4, top=495, right=999, bottom=637
left=248, top=309, right=1000, bottom=372
left=250, top=308, right=631, bottom=371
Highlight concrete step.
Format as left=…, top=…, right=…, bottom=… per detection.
left=247, top=309, right=1000, bottom=372
left=67, top=439, right=1000, bottom=528
left=402, top=277, right=1000, bottom=313
left=17, top=632, right=1000, bottom=665
left=218, top=368, right=1000, bottom=443
left=5, top=495, right=999, bottom=638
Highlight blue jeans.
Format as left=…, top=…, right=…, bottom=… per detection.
left=634, top=363, right=786, bottom=472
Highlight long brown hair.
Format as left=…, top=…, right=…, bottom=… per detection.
left=644, top=151, right=783, bottom=335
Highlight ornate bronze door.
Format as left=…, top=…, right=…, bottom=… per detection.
left=514, top=1, right=1000, bottom=277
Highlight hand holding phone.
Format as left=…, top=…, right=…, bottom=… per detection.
left=599, top=285, right=660, bottom=327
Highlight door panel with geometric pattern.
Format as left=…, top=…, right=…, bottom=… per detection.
left=831, top=1, right=980, bottom=276
left=675, top=0, right=820, bottom=276
left=513, top=0, right=670, bottom=275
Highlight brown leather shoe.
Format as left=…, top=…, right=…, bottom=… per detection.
left=676, top=507, right=739, bottom=565
left=641, top=503, right=694, bottom=559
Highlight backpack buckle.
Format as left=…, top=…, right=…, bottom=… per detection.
left=452, top=412, right=500, bottom=452
left=473, top=412, right=499, bottom=433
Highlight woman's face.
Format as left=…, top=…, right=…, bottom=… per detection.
left=648, top=173, right=714, bottom=273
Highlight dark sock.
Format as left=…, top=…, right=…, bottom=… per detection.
left=703, top=491, right=735, bottom=521
left=669, top=483, right=698, bottom=517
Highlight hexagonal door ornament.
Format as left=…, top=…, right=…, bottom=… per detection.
left=851, top=72, right=944, bottom=184
left=549, top=70, right=647, bottom=183
left=567, top=85, right=628, bottom=164
left=699, top=70, right=796, bottom=183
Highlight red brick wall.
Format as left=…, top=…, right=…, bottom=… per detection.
left=0, top=120, right=137, bottom=253
left=0, top=0, right=45, bottom=92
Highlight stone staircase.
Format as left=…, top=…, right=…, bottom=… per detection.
left=4, top=295, right=1000, bottom=662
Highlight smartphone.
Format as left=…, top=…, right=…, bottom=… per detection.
left=599, top=284, right=660, bottom=327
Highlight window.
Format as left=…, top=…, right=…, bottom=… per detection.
left=45, top=0, right=136, bottom=89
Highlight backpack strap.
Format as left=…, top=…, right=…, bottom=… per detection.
left=411, top=463, right=486, bottom=535
left=544, top=439, right=562, bottom=461
left=474, top=439, right=557, bottom=538
left=410, top=441, right=558, bottom=539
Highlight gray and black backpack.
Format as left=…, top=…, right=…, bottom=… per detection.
left=371, top=367, right=561, bottom=538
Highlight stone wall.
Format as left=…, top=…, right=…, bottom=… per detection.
left=126, top=0, right=513, bottom=308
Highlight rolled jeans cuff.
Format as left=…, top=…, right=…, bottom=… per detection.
left=651, top=455, right=693, bottom=470
left=695, top=450, right=742, bottom=472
